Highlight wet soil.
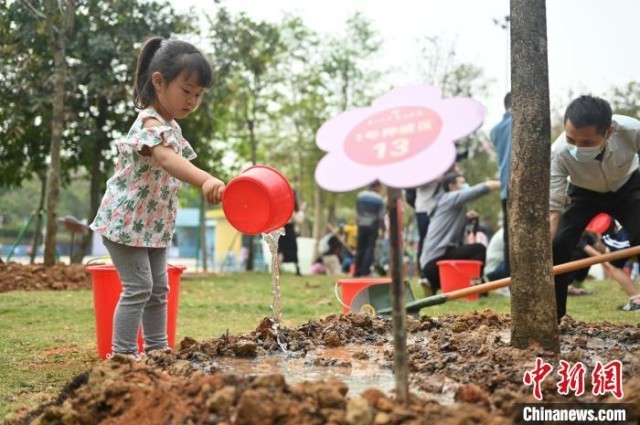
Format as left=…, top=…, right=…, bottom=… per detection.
left=17, top=311, right=640, bottom=425
left=0, top=263, right=91, bottom=292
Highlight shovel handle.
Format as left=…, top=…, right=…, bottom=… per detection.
left=443, top=244, right=640, bottom=301
left=378, top=244, right=640, bottom=316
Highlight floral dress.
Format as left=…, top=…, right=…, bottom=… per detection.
left=90, top=109, right=196, bottom=247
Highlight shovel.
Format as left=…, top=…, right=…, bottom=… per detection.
left=375, top=244, right=640, bottom=316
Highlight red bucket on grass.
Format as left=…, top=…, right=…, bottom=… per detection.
left=337, top=278, right=392, bottom=314
left=222, top=165, right=294, bottom=235
left=437, top=260, right=482, bottom=301
left=86, top=264, right=185, bottom=360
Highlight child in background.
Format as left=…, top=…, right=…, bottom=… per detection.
left=90, top=37, right=225, bottom=359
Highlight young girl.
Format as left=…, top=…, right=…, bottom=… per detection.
left=90, top=36, right=225, bottom=359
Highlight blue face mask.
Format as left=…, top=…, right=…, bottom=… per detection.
left=568, top=144, right=602, bottom=162
left=459, top=183, right=471, bottom=191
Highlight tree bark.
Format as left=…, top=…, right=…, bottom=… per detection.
left=509, top=0, right=559, bottom=352
left=311, top=185, right=324, bottom=260
left=30, top=171, right=47, bottom=264
left=43, top=0, right=75, bottom=266
left=72, top=96, right=108, bottom=264
left=200, top=192, right=208, bottom=272
left=387, top=187, right=408, bottom=403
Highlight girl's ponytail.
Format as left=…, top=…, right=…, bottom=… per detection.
left=133, top=36, right=163, bottom=109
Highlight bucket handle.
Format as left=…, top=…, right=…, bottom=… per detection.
left=447, top=261, right=482, bottom=285
left=85, top=256, right=111, bottom=266
left=86, top=256, right=183, bottom=271
left=333, top=281, right=353, bottom=311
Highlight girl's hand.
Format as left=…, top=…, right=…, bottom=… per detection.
left=202, top=177, right=225, bottom=205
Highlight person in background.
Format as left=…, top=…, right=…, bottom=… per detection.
left=309, top=235, right=343, bottom=276
left=550, top=95, right=640, bottom=319
left=90, top=37, right=225, bottom=360
left=591, top=221, right=640, bottom=311
left=278, top=189, right=303, bottom=276
left=339, top=220, right=358, bottom=273
left=354, top=181, right=385, bottom=277
left=413, top=180, right=443, bottom=291
left=419, top=173, right=500, bottom=294
left=490, top=92, right=513, bottom=278
left=482, top=227, right=511, bottom=297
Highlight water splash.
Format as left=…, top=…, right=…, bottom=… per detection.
left=262, top=227, right=288, bottom=353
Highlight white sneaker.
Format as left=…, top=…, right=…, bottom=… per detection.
left=617, top=300, right=640, bottom=312
left=494, top=287, right=511, bottom=297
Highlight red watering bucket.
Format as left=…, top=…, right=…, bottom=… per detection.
left=437, top=260, right=482, bottom=301
left=222, top=165, right=295, bottom=235
left=86, top=264, right=185, bottom=359
left=586, top=213, right=612, bottom=234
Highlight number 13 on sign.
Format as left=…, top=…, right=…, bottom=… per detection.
left=373, top=138, right=410, bottom=160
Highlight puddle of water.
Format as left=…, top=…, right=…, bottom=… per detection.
left=213, top=345, right=396, bottom=396
left=191, top=332, right=466, bottom=402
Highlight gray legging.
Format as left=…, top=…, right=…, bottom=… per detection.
left=102, top=237, right=169, bottom=354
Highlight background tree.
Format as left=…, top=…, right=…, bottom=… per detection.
left=42, top=0, right=76, bottom=266
left=1, top=0, right=190, bottom=264
left=0, top=1, right=52, bottom=262
left=610, top=81, right=640, bottom=118
left=210, top=9, right=285, bottom=270
left=314, top=12, right=384, bottom=251
left=510, top=0, right=559, bottom=352
left=179, top=44, right=235, bottom=271
left=265, top=16, right=331, bottom=238
left=65, top=0, right=188, bottom=263
left=415, top=36, right=499, bottom=228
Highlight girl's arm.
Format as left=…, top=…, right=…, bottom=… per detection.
left=151, top=144, right=224, bottom=204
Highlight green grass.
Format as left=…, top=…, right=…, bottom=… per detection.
left=0, top=273, right=637, bottom=420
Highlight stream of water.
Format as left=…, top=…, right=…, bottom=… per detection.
left=262, top=227, right=288, bottom=353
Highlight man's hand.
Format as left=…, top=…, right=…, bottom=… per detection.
left=202, top=177, right=225, bottom=205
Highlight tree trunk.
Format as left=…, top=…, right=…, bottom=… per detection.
left=311, top=184, right=324, bottom=260
left=72, top=97, right=109, bottom=264
left=326, top=193, right=337, bottom=227
left=509, top=0, right=559, bottom=352
left=387, top=187, right=408, bottom=403
left=30, top=171, right=47, bottom=264
left=245, top=117, right=257, bottom=271
left=43, top=0, right=75, bottom=266
left=200, top=193, right=208, bottom=272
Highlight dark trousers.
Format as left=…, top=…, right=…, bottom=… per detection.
left=553, top=170, right=640, bottom=319
left=423, top=243, right=486, bottom=293
left=355, top=225, right=378, bottom=277
left=416, top=212, right=430, bottom=279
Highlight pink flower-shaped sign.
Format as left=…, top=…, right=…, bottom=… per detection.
left=314, top=85, right=485, bottom=192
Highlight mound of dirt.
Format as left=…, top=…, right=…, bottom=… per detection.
left=19, top=311, right=640, bottom=424
left=0, top=262, right=91, bottom=293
